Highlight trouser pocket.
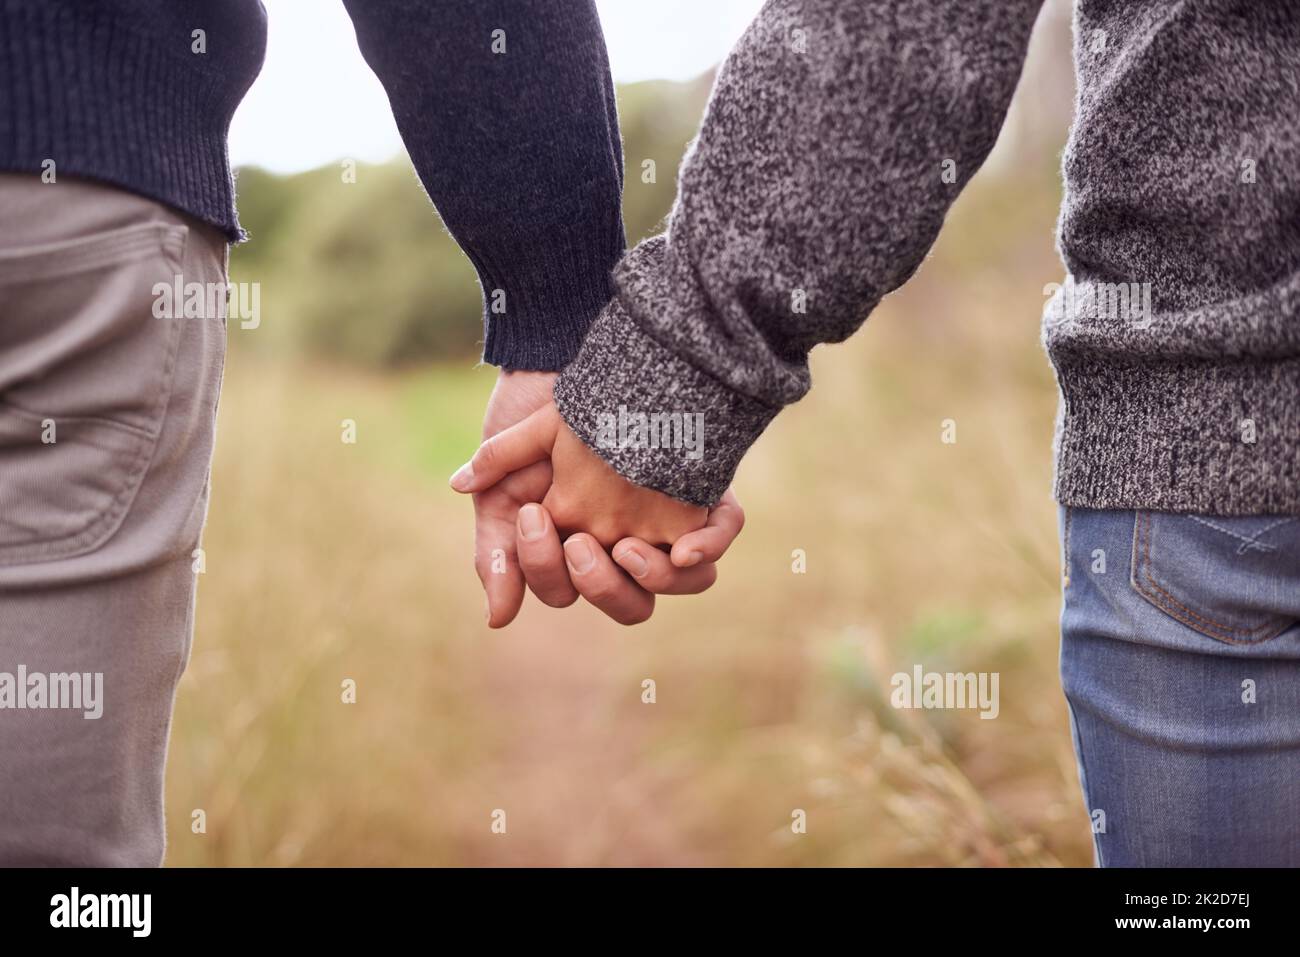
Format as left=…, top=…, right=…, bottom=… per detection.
left=0, top=222, right=188, bottom=564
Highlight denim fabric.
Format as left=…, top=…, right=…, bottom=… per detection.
left=1059, top=506, right=1300, bottom=867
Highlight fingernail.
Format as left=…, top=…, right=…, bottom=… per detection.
left=518, top=504, right=546, bottom=541
left=680, top=549, right=704, bottom=567
left=484, top=601, right=492, bottom=624
left=564, top=538, right=595, bottom=575
left=616, top=547, right=648, bottom=579
left=449, top=462, right=474, bottom=491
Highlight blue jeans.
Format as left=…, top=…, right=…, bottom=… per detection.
left=1060, top=507, right=1300, bottom=867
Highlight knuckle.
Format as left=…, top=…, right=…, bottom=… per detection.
left=638, top=567, right=670, bottom=592
left=550, top=510, right=581, bottom=537
left=542, top=494, right=579, bottom=533
left=582, top=575, right=620, bottom=604
left=731, top=503, right=746, bottom=531
left=589, top=524, right=622, bottom=551
left=515, top=545, right=549, bottom=574
left=474, top=437, right=500, bottom=472
left=615, top=604, right=653, bottom=626
left=539, top=589, right=578, bottom=609
left=660, top=508, right=709, bottom=545
left=691, top=564, right=719, bottom=592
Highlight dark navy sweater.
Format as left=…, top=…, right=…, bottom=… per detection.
left=0, top=0, right=627, bottom=370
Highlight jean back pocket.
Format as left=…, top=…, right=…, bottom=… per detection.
left=1131, top=510, right=1300, bottom=644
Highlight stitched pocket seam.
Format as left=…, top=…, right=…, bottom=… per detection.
left=1130, top=510, right=1293, bottom=644
left=0, top=224, right=189, bottom=565
left=0, top=222, right=184, bottom=283
left=0, top=398, right=158, bottom=442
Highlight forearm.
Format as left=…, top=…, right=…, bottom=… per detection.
left=343, top=0, right=626, bottom=370
left=555, top=0, right=1043, bottom=505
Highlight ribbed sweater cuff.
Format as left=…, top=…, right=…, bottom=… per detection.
left=473, top=203, right=625, bottom=372
left=1053, top=354, right=1300, bottom=514
left=553, top=297, right=779, bottom=507
left=0, top=2, right=258, bottom=242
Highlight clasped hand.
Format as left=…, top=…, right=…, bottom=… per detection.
left=450, top=371, right=743, bottom=626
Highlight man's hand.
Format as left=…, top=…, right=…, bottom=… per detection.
left=471, top=371, right=559, bottom=627
left=460, top=385, right=743, bottom=626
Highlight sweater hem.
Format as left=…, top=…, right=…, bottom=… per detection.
left=1053, top=354, right=1300, bottom=515
left=0, top=1, right=263, bottom=243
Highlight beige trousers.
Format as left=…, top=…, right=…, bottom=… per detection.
left=0, top=174, right=227, bottom=865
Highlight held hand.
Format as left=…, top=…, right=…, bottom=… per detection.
left=451, top=402, right=708, bottom=549
left=456, top=395, right=742, bottom=627
left=460, top=382, right=743, bottom=629
left=510, top=490, right=745, bottom=625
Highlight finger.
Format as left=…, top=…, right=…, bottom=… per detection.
left=670, top=489, right=745, bottom=567
left=450, top=405, right=559, bottom=493
left=516, top=504, right=579, bottom=608
left=613, top=538, right=718, bottom=595
left=473, top=490, right=526, bottom=628
left=563, top=533, right=655, bottom=626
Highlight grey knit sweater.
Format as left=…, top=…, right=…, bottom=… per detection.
left=555, top=0, right=1300, bottom=514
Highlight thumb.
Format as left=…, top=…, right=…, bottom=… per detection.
left=450, top=403, right=560, bottom=493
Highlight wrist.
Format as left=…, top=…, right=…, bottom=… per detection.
left=553, top=297, right=778, bottom=508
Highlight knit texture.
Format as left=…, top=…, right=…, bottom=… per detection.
left=0, top=0, right=265, bottom=238
left=556, top=0, right=1300, bottom=513
left=0, top=0, right=626, bottom=371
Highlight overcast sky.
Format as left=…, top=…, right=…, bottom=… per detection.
left=229, top=0, right=766, bottom=173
